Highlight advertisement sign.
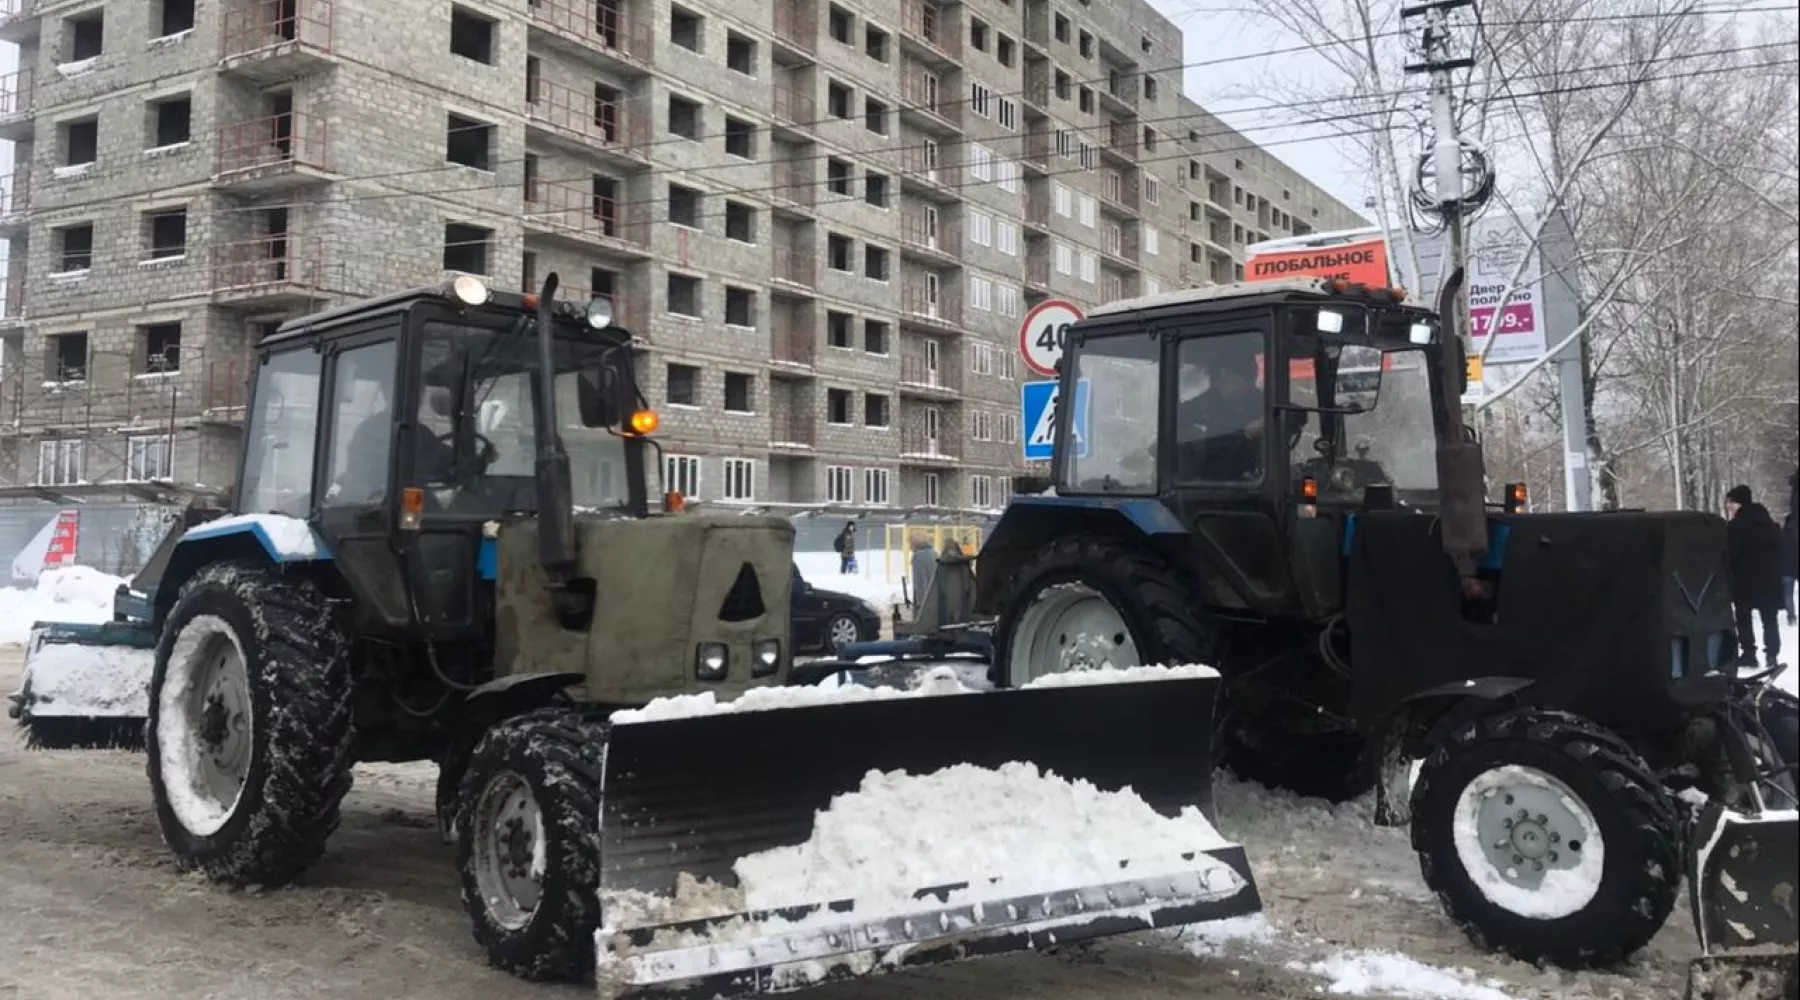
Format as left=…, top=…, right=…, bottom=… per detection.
left=1246, top=230, right=1390, bottom=286
left=1463, top=218, right=1548, bottom=365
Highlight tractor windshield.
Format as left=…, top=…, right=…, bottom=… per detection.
left=1062, top=332, right=1159, bottom=494
left=1283, top=307, right=1440, bottom=505
left=414, top=318, right=636, bottom=515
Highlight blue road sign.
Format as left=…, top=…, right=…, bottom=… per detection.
left=1021, top=379, right=1090, bottom=463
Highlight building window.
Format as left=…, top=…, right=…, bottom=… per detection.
left=667, top=94, right=702, bottom=139
left=727, top=31, right=756, bottom=74
left=827, top=233, right=853, bottom=271
left=864, top=172, right=889, bottom=207
left=49, top=332, right=89, bottom=382
left=141, top=322, right=182, bottom=373
left=863, top=319, right=889, bottom=354
left=149, top=94, right=192, bottom=147
left=723, top=115, right=755, bottom=158
left=670, top=6, right=703, bottom=51
left=66, top=8, right=105, bottom=60
left=864, top=245, right=889, bottom=281
left=666, top=273, right=702, bottom=317
left=827, top=310, right=853, bottom=348
left=155, top=0, right=196, bottom=37
left=667, top=183, right=702, bottom=227
left=971, top=474, right=993, bottom=508
left=724, top=200, right=756, bottom=242
left=446, top=113, right=495, bottom=170
left=722, top=458, right=755, bottom=501
left=665, top=454, right=702, bottom=497
left=864, top=97, right=888, bottom=135
left=724, top=286, right=756, bottom=328
left=828, top=4, right=853, bottom=43
left=723, top=371, right=754, bottom=412
left=827, top=158, right=853, bottom=195
left=665, top=363, right=700, bottom=405
left=826, top=388, right=852, bottom=424
left=828, top=81, right=853, bottom=119
left=826, top=465, right=853, bottom=503
left=443, top=222, right=492, bottom=273
left=449, top=6, right=497, bottom=63
left=145, top=208, right=187, bottom=259
left=864, top=393, right=890, bottom=427
left=923, top=472, right=940, bottom=507
left=56, top=223, right=94, bottom=273
left=62, top=117, right=99, bottom=167
left=38, top=440, right=85, bottom=487
left=865, top=25, right=889, bottom=61
left=864, top=467, right=891, bottom=504
left=128, top=435, right=174, bottom=482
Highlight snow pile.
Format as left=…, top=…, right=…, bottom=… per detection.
left=609, top=664, right=976, bottom=724
left=1179, top=913, right=1280, bottom=958
left=794, top=551, right=905, bottom=616
left=733, top=760, right=1241, bottom=913
left=1023, top=662, right=1219, bottom=687
left=1299, top=951, right=1516, bottom=1000
left=0, top=566, right=126, bottom=645
left=11, top=642, right=153, bottom=717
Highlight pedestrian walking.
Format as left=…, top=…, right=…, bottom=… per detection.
left=1725, top=484, right=1784, bottom=667
left=832, top=521, right=857, bottom=574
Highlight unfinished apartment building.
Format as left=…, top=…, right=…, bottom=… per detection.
left=0, top=0, right=1362, bottom=511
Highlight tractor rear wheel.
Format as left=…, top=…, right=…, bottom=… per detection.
left=145, top=561, right=356, bottom=886
left=1410, top=707, right=1682, bottom=968
left=456, top=707, right=607, bottom=983
left=991, top=533, right=1212, bottom=688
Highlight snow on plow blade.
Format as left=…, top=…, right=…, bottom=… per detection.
left=594, top=672, right=1260, bottom=999
left=8, top=621, right=155, bottom=750
left=1686, top=803, right=1799, bottom=1000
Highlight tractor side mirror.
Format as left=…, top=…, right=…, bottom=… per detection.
left=577, top=368, right=621, bottom=427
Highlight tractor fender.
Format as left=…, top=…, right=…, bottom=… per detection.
left=1371, top=677, right=1538, bottom=828
left=974, top=497, right=1186, bottom=614
left=154, top=515, right=334, bottom=621
left=459, top=671, right=587, bottom=733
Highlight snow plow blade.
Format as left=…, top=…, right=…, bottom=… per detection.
left=1686, top=803, right=1799, bottom=1000
left=594, top=673, right=1260, bottom=998
left=7, top=620, right=155, bottom=750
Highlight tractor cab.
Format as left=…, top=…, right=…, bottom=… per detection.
left=1038, top=277, right=1452, bottom=618
left=232, top=275, right=654, bottom=638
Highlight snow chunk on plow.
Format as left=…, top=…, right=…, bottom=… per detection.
left=594, top=668, right=1260, bottom=998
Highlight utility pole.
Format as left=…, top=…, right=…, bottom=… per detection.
left=1402, top=0, right=1477, bottom=358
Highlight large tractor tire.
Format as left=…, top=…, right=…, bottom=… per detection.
left=145, top=561, right=356, bottom=886
left=456, top=707, right=607, bottom=983
left=992, top=533, right=1373, bottom=801
left=1410, top=707, right=1683, bottom=968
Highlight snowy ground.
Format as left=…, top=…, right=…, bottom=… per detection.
left=0, top=641, right=1709, bottom=1000
left=795, top=550, right=911, bottom=618
left=0, top=566, right=127, bottom=645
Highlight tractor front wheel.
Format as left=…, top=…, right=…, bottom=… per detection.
left=1410, top=707, right=1682, bottom=968
left=457, top=707, right=607, bottom=983
left=145, top=561, right=356, bottom=886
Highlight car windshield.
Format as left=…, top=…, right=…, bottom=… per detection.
left=1283, top=306, right=1440, bottom=504
left=415, top=317, right=634, bottom=514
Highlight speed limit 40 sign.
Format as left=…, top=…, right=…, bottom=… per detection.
left=1019, top=299, right=1085, bottom=378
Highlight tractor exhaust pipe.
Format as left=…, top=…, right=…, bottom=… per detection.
left=531, top=272, right=578, bottom=595
left=1429, top=265, right=1490, bottom=585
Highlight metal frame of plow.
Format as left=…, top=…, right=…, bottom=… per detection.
left=597, top=847, right=1261, bottom=999
left=593, top=676, right=1255, bottom=999
left=1684, top=802, right=1799, bottom=1000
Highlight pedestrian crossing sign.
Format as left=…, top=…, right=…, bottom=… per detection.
left=1021, top=379, right=1091, bottom=463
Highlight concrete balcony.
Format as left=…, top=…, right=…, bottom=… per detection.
left=219, top=0, right=336, bottom=83
left=0, top=0, right=39, bottom=44
left=526, top=0, right=654, bottom=76
left=896, top=145, right=961, bottom=203
left=771, top=247, right=817, bottom=292
left=1102, top=120, right=1139, bottom=164
left=771, top=0, right=816, bottom=61
left=0, top=170, right=28, bottom=234
left=522, top=179, right=652, bottom=258
left=899, top=287, right=961, bottom=332
left=898, top=214, right=960, bottom=264
left=770, top=158, right=816, bottom=216
left=525, top=77, right=650, bottom=167
left=771, top=84, right=817, bottom=140
left=770, top=321, right=817, bottom=369
left=900, top=414, right=961, bottom=464
left=210, top=235, right=328, bottom=307
left=1025, top=254, right=1051, bottom=291
left=1023, top=190, right=1051, bottom=232
left=770, top=409, right=818, bottom=448
left=213, top=111, right=334, bottom=192
left=899, top=73, right=962, bottom=135
left=899, top=0, right=960, bottom=67
left=898, top=357, right=961, bottom=396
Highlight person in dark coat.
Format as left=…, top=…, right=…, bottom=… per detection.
left=1725, top=484, right=1784, bottom=666
left=832, top=521, right=857, bottom=574
left=1781, top=470, right=1798, bottom=626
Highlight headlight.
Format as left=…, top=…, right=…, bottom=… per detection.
left=586, top=296, right=614, bottom=330
left=695, top=642, right=728, bottom=681
left=1315, top=309, right=1345, bottom=334
left=449, top=274, right=490, bottom=306
left=752, top=639, right=781, bottom=678
left=1409, top=322, right=1435, bottom=345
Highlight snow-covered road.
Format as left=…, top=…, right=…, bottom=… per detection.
left=0, top=647, right=1700, bottom=1000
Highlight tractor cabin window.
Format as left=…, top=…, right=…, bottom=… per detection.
left=1281, top=306, right=1441, bottom=504
left=1061, top=331, right=1159, bottom=495
left=411, top=319, right=633, bottom=513
left=1173, top=331, right=1267, bottom=485
left=239, top=349, right=324, bottom=517
left=324, top=340, right=400, bottom=506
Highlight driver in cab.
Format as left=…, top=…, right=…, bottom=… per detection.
left=1174, top=338, right=1265, bottom=482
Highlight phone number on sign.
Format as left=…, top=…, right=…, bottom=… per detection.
left=1470, top=303, right=1537, bottom=337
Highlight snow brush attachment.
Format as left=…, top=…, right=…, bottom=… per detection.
left=592, top=669, right=1262, bottom=999
left=1685, top=802, right=1799, bottom=1000
left=8, top=621, right=155, bottom=751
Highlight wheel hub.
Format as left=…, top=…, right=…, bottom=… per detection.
left=1009, top=584, right=1142, bottom=685
left=1453, top=765, right=1600, bottom=918
left=474, top=772, right=544, bottom=930
left=159, top=617, right=255, bottom=838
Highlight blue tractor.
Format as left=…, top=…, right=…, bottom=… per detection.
left=837, top=274, right=1797, bottom=997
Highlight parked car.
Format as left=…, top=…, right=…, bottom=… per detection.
left=790, top=564, right=882, bottom=654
